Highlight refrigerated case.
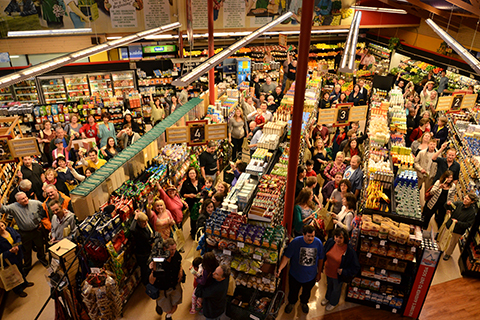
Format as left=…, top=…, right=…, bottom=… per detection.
left=89, top=73, right=113, bottom=98
left=112, top=71, right=135, bottom=97
left=39, top=76, right=67, bottom=103
left=13, top=79, right=39, bottom=103
left=0, top=87, right=14, bottom=104
left=65, top=74, right=90, bottom=102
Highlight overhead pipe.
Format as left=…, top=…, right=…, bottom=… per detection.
left=339, top=11, right=362, bottom=73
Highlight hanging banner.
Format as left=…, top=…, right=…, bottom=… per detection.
left=110, top=0, right=138, bottom=28
left=9, top=137, right=40, bottom=158
left=223, top=0, right=246, bottom=28
left=206, top=123, right=228, bottom=141
left=435, top=96, right=453, bottom=111
left=318, top=108, right=337, bottom=125
left=449, top=93, right=464, bottom=113
left=166, top=127, right=188, bottom=144
left=349, top=105, right=368, bottom=122
left=461, top=94, right=478, bottom=109
left=144, top=0, right=170, bottom=28
left=186, top=0, right=194, bottom=45
left=192, top=0, right=208, bottom=29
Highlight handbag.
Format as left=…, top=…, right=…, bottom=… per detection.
left=171, top=225, right=185, bottom=252
left=145, top=283, right=159, bottom=300
left=0, top=253, right=24, bottom=291
left=425, top=185, right=434, bottom=203
left=437, top=214, right=455, bottom=251
left=317, top=202, right=334, bottom=231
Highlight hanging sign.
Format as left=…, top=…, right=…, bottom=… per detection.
left=460, top=94, right=477, bottom=109
left=334, top=103, right=354, bottom=126
left=317, top=108, right=337, bottom=125
left=349, top=105, right=368, bottom=122
left=449, top=93, right=464, bottom=113
left=9, top=137, right=40, bottom=158
left=187, top=120, right=208, bottom=146
left=206, top=123, right=228, bottom=141
left=279, top=34, right=287, bottom=48
left=435, top=96, right=454, bottom=111
left=166, top=127, right=188, bottom=144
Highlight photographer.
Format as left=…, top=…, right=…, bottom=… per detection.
left=149, top=238, right=184, bottom=318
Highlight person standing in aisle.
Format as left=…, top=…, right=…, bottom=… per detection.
left=252, top=74, right=261, bottom=99
left=293, top=188, right=317, bottom=237
left=49, top=199, right=76, bottom=243
left=276, top=225, right=324, bottom=315
left=432, top=116, right=449, bottom=147
left=43, top=184, right=74, bottom=220
left=334, top=49, right=343, bottom=71
left=149, top=238, right=185, bottom=319
left=442, top=193, right=478, bottom=261
left=321, top=227, right=360, bottom=311
left=422, top=171, right=456, bottom=231
left=431, top=142, right=460, bottom=185
left=228, top=108, right=247, bottom=162
left=130, top=210, right=154, bottom=285
left=79, top=149, right=107, bottom=170
left=324, top=152, right=347, bottom=183
left=437, top=70, right=449, bottom=95
left=117, top=124, right=141, bottom=149
left=414, top=139, right=437, bottom=202
left=329, top=179, right=352, bottom=215
left=284, top=51, right=297, bottom=94
left=195, top=264, right=231, bottom=320
left=409, top=118, right=431, bottom=144
left=156, top=182, right=187, bottom=228
left=239, top=95, right=256, bottom=117
left=343, top=139, right=363, bottom=164
left=122, top=113, right=142, bottom=134
left=272, top=86, right=284, bottom=106
left=97, top=112, right=116, bottom=148
left=261, top=75, right=277, bottom=96
left=343, top=155, right=363, bottom=199
left=19, top=156, right=45, bottom=202
left=200, top=141, right=219, bottom=182
left=9, top=179, right=35, bottom=204
left=329, top=85, right=341, bottom=103
left=358, top=79, right=368, bottom=100
left=348, top=84, right=365, bottom=106
left=411, top=132, right=433, bottom=157
left=100, top=137, right=120, bottom=161
left=0, top=192, right=48, bottom=274
left=295, top=165, right=307, bottom=199
left=358, top=48, right=375, bottom=70
left=178, top=87, right=189, bottom=106
left=322, top=172, right=343, bottom=206
left=80, top=114, right=99, bottom=146
left=149, top=94, right=166, bottom=126
left=36, top=120, right=56, bottom=165
left=180, top=167, right=204, bottom=238
left=0, top=220, right=34, bottom=298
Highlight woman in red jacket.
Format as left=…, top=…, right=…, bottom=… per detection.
left=156, top=182, right=188, bottom=228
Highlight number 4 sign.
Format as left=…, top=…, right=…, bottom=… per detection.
left=186, top=120, right=208, bottom=146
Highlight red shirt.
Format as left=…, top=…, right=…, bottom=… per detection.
left=409, top=127, right=429, bottom=143
left=325, top=244, right=347, bottom=279
left=80, top=123, right=99, bottom=144
left=158, top=187, right=185, bottom=224
left=306, top=170, right=317, bottom=177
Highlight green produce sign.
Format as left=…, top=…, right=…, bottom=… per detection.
left=143, top=45, right=177, bottom=54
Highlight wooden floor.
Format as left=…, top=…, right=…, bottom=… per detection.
left=310, top=277, right=480, bottom=320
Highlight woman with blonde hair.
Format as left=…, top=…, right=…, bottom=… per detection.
left=324, top=152, right=347, bottom=182
left=228, top=107, right=247, bottom=161
left=43, top=168, right=70, bottom=196
left=146, top=196, right=175, bottom=240
left=306, top=137, right=328, bottom=175
left=411, top=132, right=433, bottom=157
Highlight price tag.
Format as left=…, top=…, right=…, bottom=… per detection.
left=411, top=247, right=416, bottom=253
left=366, top=253, right=372, bottom=258
left=376, top=304, right=381, bottom=309
left=381, top=269, right=386, bottom=275
left=393, top=258, right=398, bottom=264
left=262, top=277, right=271, bottom=284
left=250, top=315, right=260, bottom=320
left=392, top=308, right=398, bottom=314
left=223, top=249, right=231, bottom=256
left=237, top=242, right=245, bottom=248
left=380, top=240, right=386, bottom=246
left=253, top=254, right=262, bottom=261
left=353, top=287, right=358, bottom=292
left=366, top=290, right=371, bottom=295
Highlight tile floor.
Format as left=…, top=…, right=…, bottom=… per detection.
left=2, top=218, right=463, bottom=320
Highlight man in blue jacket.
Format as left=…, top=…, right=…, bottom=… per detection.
left=343, top=155, right=363, bottom=199
left=276, top=225, right=324, bottom=315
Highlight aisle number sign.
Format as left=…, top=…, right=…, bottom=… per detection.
left=462, top=94, right=478, bottom=109
left=436, top=93, right=478, bottom=112
left=187, top=120, right=208, bottom=146
left=450, top=93, right=464, bottom=112
left=166, top=121, right=228, bottom=146
left=318, top=104, right=368, bottom=126
left=435, top=96, right=453, bottom=111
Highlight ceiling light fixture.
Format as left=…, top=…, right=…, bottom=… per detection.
left=106, top=36, right=122, bottom=40
left=339, top=10, right=362, bottom=73
left=8, top=28, right=93, bottom=37
left=426, top=18, right=480, bottom=75
left=351, top=6, right=407, bottom=14
left=0, top=22, right=181, bottom=89
left=172, top=12, right=293, bottom=87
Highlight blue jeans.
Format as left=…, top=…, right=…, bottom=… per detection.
left=326, top=276, right=343, bottom=306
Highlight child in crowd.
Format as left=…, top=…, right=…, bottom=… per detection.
left=55, top=156, right=77, bottom=191
left=306, top=176, right=322, bottom=207
left=215, top=181, right=230, bottom=196
left=305, top=159, right=317, bottom=177
left=200, top=176, right=215, bottom=202
left=189, top=257, right=204, bottom=314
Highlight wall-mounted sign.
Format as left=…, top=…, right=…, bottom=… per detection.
left=166, top=127, right=188, bottom=144
left=436, top=96, right=453, bottom=111
left=206, top=123, right=228, bottom=141
left=187, top=120, right=208, bottom=146
left=143, top=45, right=177, bottom=54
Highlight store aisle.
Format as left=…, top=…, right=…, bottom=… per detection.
left=1, top=218, right=467, bottom=320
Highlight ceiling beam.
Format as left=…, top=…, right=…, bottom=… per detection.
left=443, top=0, right=480, bottom=18
left=378, top=0, right=460, bottom=33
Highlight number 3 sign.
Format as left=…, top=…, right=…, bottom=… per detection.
left=334, top=103, right=353, bottom=126
left=186, top=120, right=208, bottom=146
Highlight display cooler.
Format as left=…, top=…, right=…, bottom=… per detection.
left=65, top=74, right=90, bottom=102
left=89, top=73, right=113, bottom=98
left=112, top=71, right=136, bottom=97
left=38, top=76, right=67, bottom=104
left=13, top=79, right=39, bottom=103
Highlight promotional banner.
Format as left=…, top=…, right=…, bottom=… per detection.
left=110, top=0, right=138, bottom=28
left=143, top=0, right=170, bottom=28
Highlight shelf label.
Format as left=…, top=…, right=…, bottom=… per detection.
left=411, top=247, right=416, bottom=253
left=392, top=308, right=398, bottom=314
left=237, top=242, right=245, bottom=248
left=380, top=240, right=386, bottom=246
left=249, top=315, right=260, bottom=320
left=353, top=287, right=358, bottom=292
left=393, top=258, right=398, bottom=264
left=381, top=269, right=386, bottom=275
left=253, top=254, right=261, bottom=261
left=366, top=253, right=372, bottom=258
left=366, top=290, right=370, bottom=295
left=376, top=304, right=380, bottom=309
left=223, top=249, right=231, bottom=256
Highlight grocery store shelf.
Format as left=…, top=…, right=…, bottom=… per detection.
left=42, top=84, right=64, bottom=87
left=114, top=86, right=135, bottom=89
left=0, top=93, right=13, bottom=95
left=44, top=91, right=66, bottom=94
left=112, top=77, right=133, bottom=80
left=14, top=86, right=36, bottom=89
left=15, top=93, right=37, bottom=96
left=66, top=82, right=88, bottom=85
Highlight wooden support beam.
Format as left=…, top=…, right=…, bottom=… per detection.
left=444, top=0, right=480, bottom=18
